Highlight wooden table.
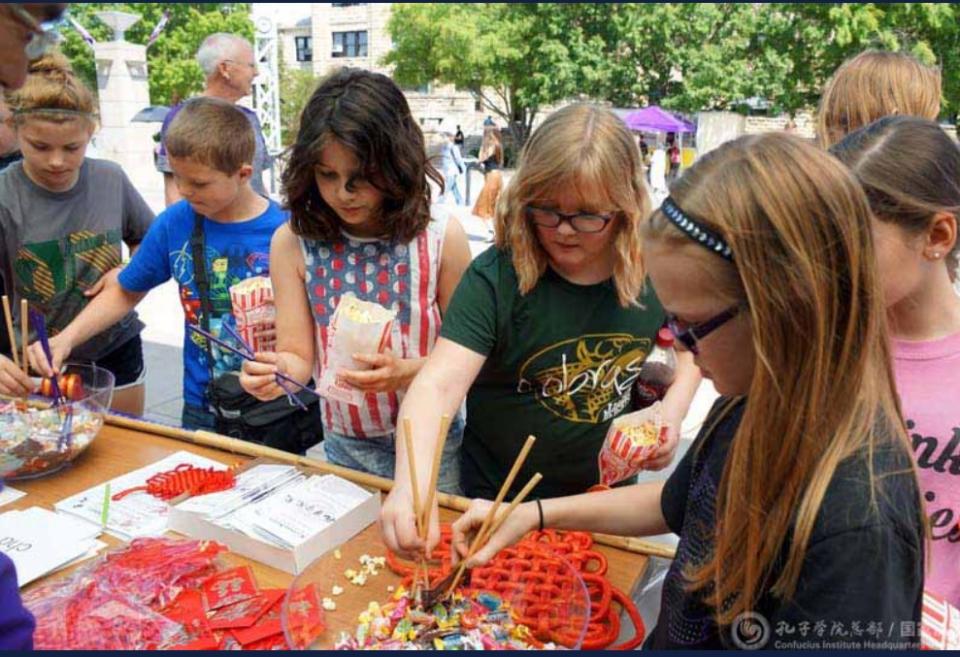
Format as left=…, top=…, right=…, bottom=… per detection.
left=14, top=421, right=649, bottom=649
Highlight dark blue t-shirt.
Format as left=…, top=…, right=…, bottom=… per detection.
left=119, top=199, right=287, bottom=408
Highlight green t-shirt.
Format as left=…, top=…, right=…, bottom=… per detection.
left=440, top=247, right=666, bottom=499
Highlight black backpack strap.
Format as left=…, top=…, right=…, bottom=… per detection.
left=189, top=211, right=221, bottom=419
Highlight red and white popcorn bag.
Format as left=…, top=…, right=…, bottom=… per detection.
left=922, top=590, right=960, bottom=650
left=317, top=293, right=396, bottom=406
left=229, top=277, right=276, bottom=353
left=597, top=402, right=668, bottom=487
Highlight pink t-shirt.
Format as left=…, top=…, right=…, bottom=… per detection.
left=894, top=331, right=960, bottom=606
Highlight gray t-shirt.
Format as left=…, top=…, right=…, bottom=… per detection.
left=0, top=158, right=154, bottom=361
left=155, top=102, right=272, bottom=196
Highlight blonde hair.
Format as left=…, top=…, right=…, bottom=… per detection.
left=478, top=126, right=503, bottom=166
left=164, top=97, right=255, bottom=174
left=643, top=132, right=920, bottom=624
left=495, top=104, right=650, bottom=306
left=5, top=51, right=97, bottom=129
left=817, top=49, right=941, bottom=147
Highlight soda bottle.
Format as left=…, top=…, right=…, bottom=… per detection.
left=635, top=327, right=677, bottom=408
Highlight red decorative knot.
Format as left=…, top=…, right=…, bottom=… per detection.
left=112, top=463, right=237, bottom=501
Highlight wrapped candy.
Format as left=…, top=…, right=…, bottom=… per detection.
left=40, top=373, right=85, bottom=401
left=229, top=276, right=276, bottom=354
left=317, top=294, right=396, bottom=406
left=597, top=402, right=668, bottom=487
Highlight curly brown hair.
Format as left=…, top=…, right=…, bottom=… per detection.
left=282, top=68, right=441, bottom=243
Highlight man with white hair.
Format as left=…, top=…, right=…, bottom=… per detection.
left=156, top=32, right=271, bottom=205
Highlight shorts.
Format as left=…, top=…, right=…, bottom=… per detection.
left=321, top=414, right=464, bottom=495
left=94, top=334, right=145, bottom=388
left=181, top=402, right=216, bottom=431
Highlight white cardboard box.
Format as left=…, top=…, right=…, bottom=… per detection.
left=168, top=460, right=380, bottom=575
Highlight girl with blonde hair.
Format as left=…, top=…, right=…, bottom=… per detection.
left=817, top=49, right=941, bottom=147
left=832, top=115, right=960, bottom=606
left=380, top=104, right=701, bottom=548
left=447, top=132, right=924, bottom=649
left=472, top=126, right=505, bottom=230
left=0, top=52, right=154, bottom=413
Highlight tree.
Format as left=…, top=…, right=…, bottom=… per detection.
left=58, top=3, right=253, bottom=106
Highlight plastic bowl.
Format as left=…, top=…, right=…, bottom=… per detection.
left=282, top=547, right=591, bottom=650
left=0, top=362, right=114, bottom=480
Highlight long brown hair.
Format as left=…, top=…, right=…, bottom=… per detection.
left=817, top=49, right=941, bottom=147
left=282, top=68, right=440, bottom=243
left=643, top=132, right=918, bottom=623
left=495, top=104, right=649, bottom=307
left=830, top=115, right=960, bottom=281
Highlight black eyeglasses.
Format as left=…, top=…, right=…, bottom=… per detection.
left=525, top=205, right=616, bottom=234
left=665, top=306, right=740, bottom=355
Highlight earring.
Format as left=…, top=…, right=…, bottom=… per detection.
left=933, top=252, right=942, bottom=259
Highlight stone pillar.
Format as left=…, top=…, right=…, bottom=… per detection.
left=92, top=11, right=159, bottom=195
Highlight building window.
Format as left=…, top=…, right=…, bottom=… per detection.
left=332, top=30, right=368, bottom=58
left=295, top=36, right=312, bottom=62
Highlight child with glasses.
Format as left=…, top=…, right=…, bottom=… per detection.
left=380, top=103, right=701, bottom=550
left=445, top=132, right=923, bottom=649
left=832, top=116, right=960, bottom=607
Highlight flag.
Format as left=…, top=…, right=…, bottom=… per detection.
left=67, top=15, right=95, bottom=47
left=146, top=10, right=170, bottom=48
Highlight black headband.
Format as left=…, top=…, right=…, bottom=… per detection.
left=660, top=196, right=734, bottom=262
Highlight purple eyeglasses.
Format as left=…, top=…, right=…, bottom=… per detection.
left=665, top=306, right=740, bottom=355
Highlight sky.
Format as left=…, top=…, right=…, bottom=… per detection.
left=254, top=2, right=312, bottom=28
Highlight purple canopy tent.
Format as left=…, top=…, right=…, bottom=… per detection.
left=623, top=106, right=695, bottom=133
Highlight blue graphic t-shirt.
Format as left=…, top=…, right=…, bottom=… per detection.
left=119, top=199, right=286, bottom=407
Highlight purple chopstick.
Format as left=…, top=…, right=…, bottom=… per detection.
left=187, top=324, right=318, bottom=399
left=29, top=309, right=64, bottom=407
left=220, top=322, right=307, bottom=411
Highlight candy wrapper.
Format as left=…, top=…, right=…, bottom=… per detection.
left=229, top=276, right=276, bottom=354
left=597, top=402, right=668, bottom=487
left=317, top=294, right=396, bottom=406
left=922, top=590, right=960, bottom=650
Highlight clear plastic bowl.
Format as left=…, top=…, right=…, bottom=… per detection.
left=282, top=547, right=591, bottom=650
left=0, top=361, right=114, bottom=480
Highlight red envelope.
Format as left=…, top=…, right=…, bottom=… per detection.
left=285, top=583, right=325, bottom=647
left=163, top=589, right=212, bottom=636
left=209, top=589, right=284, bottom=630
left=230, top=593, right=285, bottom=646
left=167, top=635, right=223, bottom=651
left=202, top=565, right=259, bottom=611
left=245, top=632, right=289, bottom=650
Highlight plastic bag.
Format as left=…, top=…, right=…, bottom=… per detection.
left=597, top=402, right=668, bottom=486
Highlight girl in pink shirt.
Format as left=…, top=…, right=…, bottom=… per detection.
left=832, top=116, right=960, bottom=606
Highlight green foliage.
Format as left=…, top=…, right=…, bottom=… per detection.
left=58, top=3, right=252, bottom=106
left=279, top=63, right=318, bottom=147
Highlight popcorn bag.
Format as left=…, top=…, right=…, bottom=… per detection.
left=318, top=294, right=396, bottom=406
left=597, top=402, right=668, bottom=487
left=922, top=590, right=960, bottom=650
left=229, top=277, right=276, bottom=353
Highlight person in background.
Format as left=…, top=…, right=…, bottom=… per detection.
left=2, top=52, right=154, bottom=414
left=0, top=97, right=22, bottom=172
left=817, top=49, right=941, bottom=148
left=156, top=33, right=271, bottom=206
left=449, top=133, right=924, bottom=649
left=439, top=130, right=464, bottom=205
left=453, top=124, right=465, bottom=154
left=0, top=2, right=68, bottom=92
left=832, top=116, right=960, bottom=607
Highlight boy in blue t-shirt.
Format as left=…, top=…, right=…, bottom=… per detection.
left=33, top=98, right=287, bottom=430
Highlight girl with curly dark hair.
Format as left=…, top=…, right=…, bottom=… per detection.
left=241, top=68, right=472, bottom=489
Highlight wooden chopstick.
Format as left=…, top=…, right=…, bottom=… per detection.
left=419, top=413, right=451, bottom=534
left=1, top=296, right=18, bottom=369
left=445, top=435, right=536, bottom=594
left=402, top=417, right=423, bottom=538
left=20, top=300, right=28, bottom=376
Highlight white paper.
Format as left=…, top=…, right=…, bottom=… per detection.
left=55, top=451, right=226, bottom=540
left=0, top=486, right=25, bottom=508
left=0, top=507, right=105, bottom=587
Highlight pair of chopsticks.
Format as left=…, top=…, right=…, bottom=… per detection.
left=2, top=296, right=29, bottom=382
left=187, top=323, right=317, bottom=406
left=402, top=413, right=452, bottom=605
left=444, top=435, right=541, bottom=597
left=217, top=322, right=308, bottom=412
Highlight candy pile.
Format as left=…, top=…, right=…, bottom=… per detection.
left=387, top=527, right=646, bottom=650
left=0, top=398, right=103, bottom=479
left=22, top=537, right=323, bottom=650
left=334, top=586, right=551, bottom=650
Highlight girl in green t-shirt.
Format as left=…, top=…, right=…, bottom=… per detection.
left=381, top=103, right=701, bottom=549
